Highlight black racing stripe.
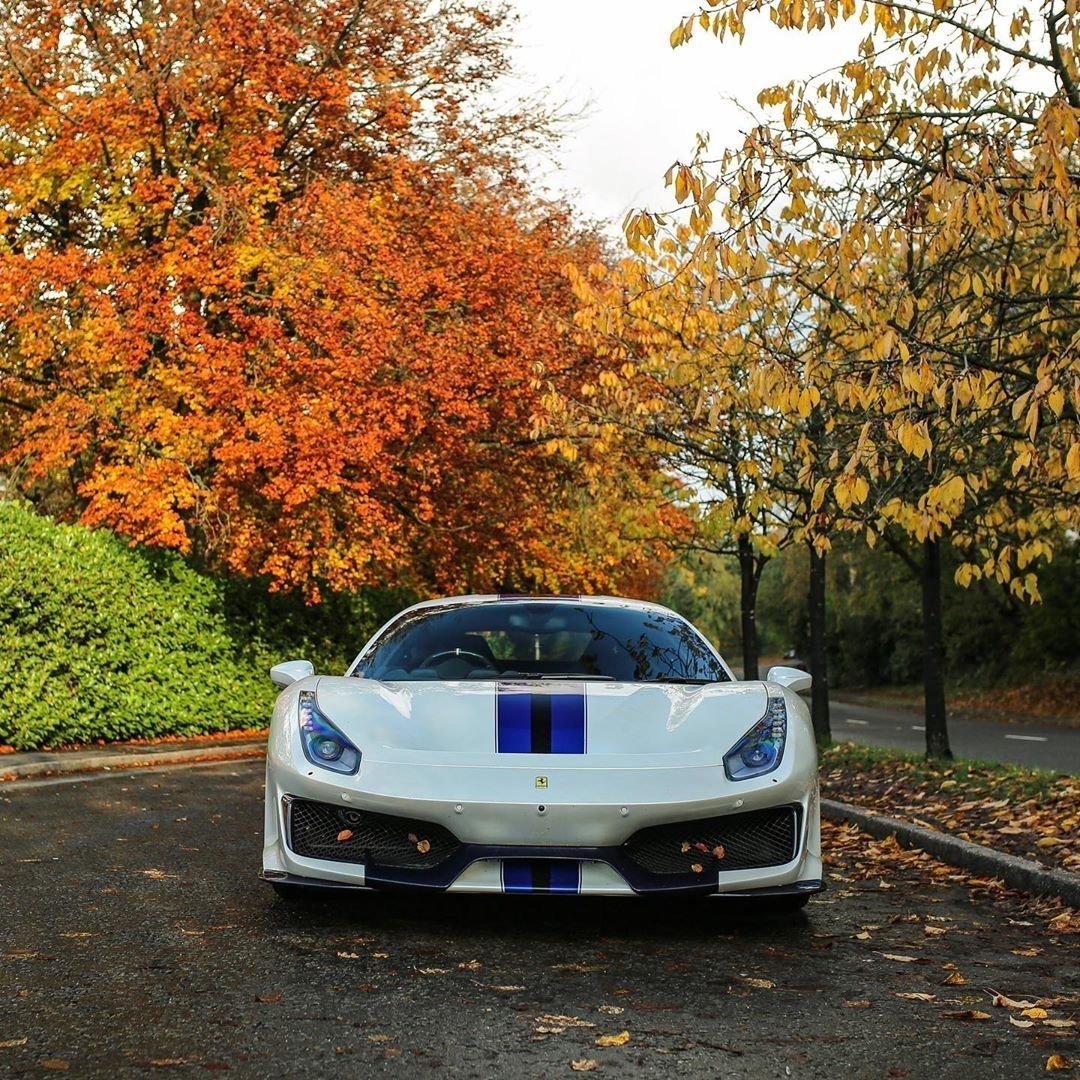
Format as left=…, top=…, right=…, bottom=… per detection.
left=531, top=694, right=552, bottom=754
left=532, top=861, right=552, bottom=891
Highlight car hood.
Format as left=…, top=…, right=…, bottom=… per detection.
left=311, top=677, right=770, bottom=760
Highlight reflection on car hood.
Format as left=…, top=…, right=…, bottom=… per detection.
left=312, top=677, right=770, bottom=758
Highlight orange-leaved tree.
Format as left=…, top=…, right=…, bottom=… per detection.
left=0, top=0, right=666, bottom=597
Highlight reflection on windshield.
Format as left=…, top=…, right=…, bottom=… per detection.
left=353, top=602, right=729, bottom=683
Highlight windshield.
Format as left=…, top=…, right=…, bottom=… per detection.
left=352, top=601, right=729, bottom=683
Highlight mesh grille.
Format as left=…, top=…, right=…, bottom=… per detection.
left=287, top=798, right=461, bottom=869
left=623, top=806, right=798, bottom=875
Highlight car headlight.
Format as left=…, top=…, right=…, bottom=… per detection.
left=298, top=690, right=361, bottom=775
left=723, top=695, right=786, bottom=781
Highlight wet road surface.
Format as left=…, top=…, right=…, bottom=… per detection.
left=1, top=762, right=1077, bottom=1077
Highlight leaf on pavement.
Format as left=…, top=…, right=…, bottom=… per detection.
left=940, top=1011, right=992, bottom=1022
left=336, top=951, right=360, bottom=959
left=570, top=1061, right=599, bottom=1072
left=0, top=1039, right=28, bottom=1049
left=1043, top=1019, right=1076, bottom=1029
left=458, top=959, right=482, bottom=970
left=879, top=953, right=920, bottom=963
left=742, top=977, right=775, bottom=989
left=942, top=971, right=967, bottom=986
left=1046, top=1054, right=1074, bottom=1072
left=537, top=1015, right=595, bottom=1029
left=1021, top=1007, right=1049, bottom=1020
left=598, top=1005, right=624, bottom=1015
left=843, top=1000, right=871, bottom=1009
left=418, top=967, right=451, bottom=975
left=595, top=1031, right=630, bottom=1047
left=923, top=925, right=947, bottom=937
left=254, top=994, right=282, bottom=1003
left=39, top=1063, right=70, bottom=1072
left=895, top=993, right=935, bottom=1002
left=987, top=989, right=1037, bottom=1009
left=1013, top=947, right=1042, bottom=957
left=1009, top=1017, right=1035, bottom=1029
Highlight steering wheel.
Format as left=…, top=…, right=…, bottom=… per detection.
left=422, top=649, right=492, bottom=669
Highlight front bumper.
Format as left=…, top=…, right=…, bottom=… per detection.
left=262, top=750, right=823, bottom=896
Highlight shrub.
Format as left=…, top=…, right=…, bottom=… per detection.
left=0, top=502, right=398, bottom=749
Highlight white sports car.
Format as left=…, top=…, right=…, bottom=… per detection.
left=260, top=595, right=822, bottom=909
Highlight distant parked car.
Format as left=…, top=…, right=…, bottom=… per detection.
left=261, top=594, right=822, bottom=909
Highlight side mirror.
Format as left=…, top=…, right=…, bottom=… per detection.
left=270, top=659, right=315, bottom=689
left=766, top=665, right=812, bottom=694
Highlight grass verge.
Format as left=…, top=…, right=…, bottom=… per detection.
left=819, top=742, right=1079, bottom=875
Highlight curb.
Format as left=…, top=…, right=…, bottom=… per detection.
left=822, top=798, right=1080, bottom=909
left=0, top=743, right=266, bottom=782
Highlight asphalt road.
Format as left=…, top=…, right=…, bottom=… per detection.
left=2, top=762, right=1077, bottom=1078
left=828, top=699, right=1080, bottom=772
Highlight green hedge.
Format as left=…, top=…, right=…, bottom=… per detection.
left=0, top=502, right=403, bottom=749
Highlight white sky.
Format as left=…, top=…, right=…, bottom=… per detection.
left=505, top=0, right=861, bottom=236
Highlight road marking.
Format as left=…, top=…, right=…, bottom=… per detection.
left=845, top=718, right=869, bottom=726
left=1003, top=734, right=1049, bottom=743
left=911, top=725, right=925, bottom=732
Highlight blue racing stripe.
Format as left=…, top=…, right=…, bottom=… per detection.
left=501, top=860, right=581, bottom=894
left=496, top=689, right=532, bottom=753
left=550, top=690, right=586, bottom=754
left=547, top=861, right=581, bottom=894
left=502, top=861, right=533, bottom=893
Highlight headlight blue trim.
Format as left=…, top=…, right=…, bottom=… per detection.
left=298, top=690, right=362, bottom=775
left=723, top=695, right=787, bottom=781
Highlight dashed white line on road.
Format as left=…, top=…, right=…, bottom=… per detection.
left=912, top=725, right=925, bottom=732
left=1003, top=734, right=1049, bottom=743
left=845, top=718, right=869, bottom=726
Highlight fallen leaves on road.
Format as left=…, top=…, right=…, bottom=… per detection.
left=741, top=977, right=776, bottom=988
left=879, top=953, right=921, bottom=963
left=896, top=993, right=936, bottom=1002
left=940, top=1011, right=992, bottom=1022
left=598, top=1005, right=624, bottom=1015
left=988, top=990, right=1037, bottom=1009
left=569, top=1060, right=599, bottom=1072
left=595, top=1031, right=630, bottom=1048
left=254, top=994, right=282, bottom=1004
left=1046, top=1054, right=1074, bottom=1072
left=537, top=1015, right=595, bottom=1030
left=942, top=971, right=967, bottom=986
left=0, top=1039, right=28, bottom=1049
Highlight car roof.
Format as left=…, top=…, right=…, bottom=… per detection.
left=390, top=594, right=681, bottom=619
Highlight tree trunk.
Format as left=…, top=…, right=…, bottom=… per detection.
left=807, top=542, right=831, bottom=745
left=921, top=537, right=952, bottom=759
left=738, top=536, right=759, bottom=681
